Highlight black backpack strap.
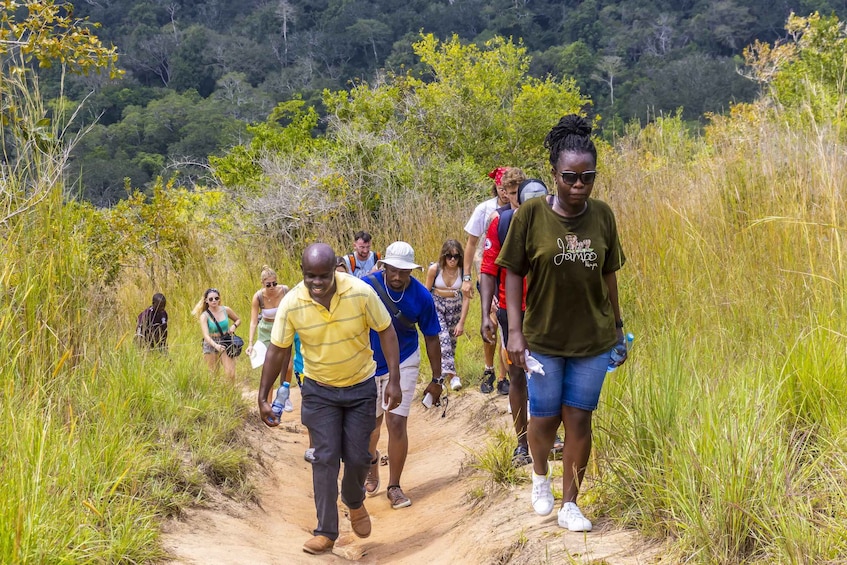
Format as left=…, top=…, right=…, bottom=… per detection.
left=366, top=274, right=416, bottom=330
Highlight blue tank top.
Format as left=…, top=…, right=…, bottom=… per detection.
left=206, top=310, right=230, bottom=334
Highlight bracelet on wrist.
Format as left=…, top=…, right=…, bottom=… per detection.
left=432, top=375, right=445, bottom=385
left=615, top=319, right=624, bottom=328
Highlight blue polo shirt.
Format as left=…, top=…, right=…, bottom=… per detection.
left=363, top=271, right=441, bottom=376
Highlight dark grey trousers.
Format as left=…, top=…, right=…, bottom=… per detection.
left=301, top=376, right=377, bottom=540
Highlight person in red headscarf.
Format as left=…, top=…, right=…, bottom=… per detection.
left=460, top=166, right=512, bottom=390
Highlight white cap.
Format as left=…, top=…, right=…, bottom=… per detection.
left=381, top=241, right=422, bottom=270
left=519, top=179, right=548, bottom=204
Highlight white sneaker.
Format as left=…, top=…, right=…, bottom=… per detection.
left=531, top=469, right=554, bottom=516
left=284, top=398, right=294, bottom=412
left=450, top=376, right=462, bottom=391
left=558, top=502, right=592, bottom=531
left=304, top=448, right=315, bottom=463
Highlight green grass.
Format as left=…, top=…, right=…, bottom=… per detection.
left=467, top=426, right=529, bottom=487
left=6, top=49, right=847, bottom=563
left=587, top=110, right=847, bottom=563
left=0, top=70, right=252, bottom=560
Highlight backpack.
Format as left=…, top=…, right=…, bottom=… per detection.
left=496, top=204, right=514, bottom=246
left=496, top=195, right=554, bottom=245
left=347, top=251, right=381, bottom=273
left=494, top=196, right=554, bottom=294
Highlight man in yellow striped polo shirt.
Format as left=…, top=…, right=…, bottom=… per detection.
left=259, top=242, right=401, bottom=556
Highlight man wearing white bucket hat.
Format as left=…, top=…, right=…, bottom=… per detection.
left=362, top=241, right=443, bottom=510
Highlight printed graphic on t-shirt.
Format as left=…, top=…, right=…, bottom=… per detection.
left=554, top=233, right=598, bottom=270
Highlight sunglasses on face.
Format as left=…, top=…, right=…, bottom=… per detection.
left=264, top=281, right=278, bottom=288
left=560, top=170, right=597, bottom=185
left=208, top=296, right=221, bottom=302
left=444, top=253, right=460, bottom=260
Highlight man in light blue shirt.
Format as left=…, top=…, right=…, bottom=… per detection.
left=343, top=230, right=381, bottom=278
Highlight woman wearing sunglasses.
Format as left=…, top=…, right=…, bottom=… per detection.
left=497, top=114, right=627, bottom=533
left=246, top=265, right=292, bottom=404
left=424, top=239, right=470, bottom=392
left=192, top=288, right=242, bottom=383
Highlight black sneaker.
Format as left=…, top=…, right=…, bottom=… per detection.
left=552, top=435, right=564, bottom=453
left=512, top=445, right=532, bottom=467
left=497, top=378, right=510, bottom=396
left=480, top=369, right=495, bottom=394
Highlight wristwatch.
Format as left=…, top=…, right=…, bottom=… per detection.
left=462, top=275, right=472, bottom=281
left=615, top=319, right=624, bottom=328
left=432, top=375, right=445, bottom=385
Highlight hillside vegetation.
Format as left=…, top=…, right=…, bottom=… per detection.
left=43, top=0, right=847, bottom=203
left=3, top=6, right=847, bottom=563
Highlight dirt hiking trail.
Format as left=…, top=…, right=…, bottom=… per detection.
left=162, top=384, right=662, bottom=564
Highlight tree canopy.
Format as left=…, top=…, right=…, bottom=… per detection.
left=16, top=0, right=847, bottom=204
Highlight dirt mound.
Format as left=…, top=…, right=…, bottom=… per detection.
left=162, top=386, right=661, bottom=564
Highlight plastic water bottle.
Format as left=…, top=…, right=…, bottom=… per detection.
left=607, top=333, right=634, bottom=373
left=271, top=382, right=290, bottom=421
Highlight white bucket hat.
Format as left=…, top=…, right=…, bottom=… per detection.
left=381, top=241, right=422, bottom=270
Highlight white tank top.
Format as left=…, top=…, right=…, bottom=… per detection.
left=434, top=268, right=462, bottom=290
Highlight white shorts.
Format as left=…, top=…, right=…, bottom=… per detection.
left=375, top=349, right=420, bottom=418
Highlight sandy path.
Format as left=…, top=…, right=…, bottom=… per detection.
left=162, top=386, right=661, bottom=564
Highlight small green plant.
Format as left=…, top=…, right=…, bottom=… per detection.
left=467, top=426, right=529, bottom=486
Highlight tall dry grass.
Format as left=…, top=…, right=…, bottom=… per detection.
left=1, top=73, right=251, bottom=563
left=10, top=52, right=847, bottom=564
left=589, top=108, right=847, bottom=562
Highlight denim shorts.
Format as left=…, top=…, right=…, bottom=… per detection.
left=527, top=351, right=610, bottom=416
left=202, top=336, right=222, bottom=355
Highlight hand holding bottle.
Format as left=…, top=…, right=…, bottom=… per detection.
left=270, top=382, right=290, bottom=422
left=607, top=333, right=634, bottom=373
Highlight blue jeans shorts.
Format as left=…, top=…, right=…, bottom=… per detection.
left=527, top=351, right=610, bottom=416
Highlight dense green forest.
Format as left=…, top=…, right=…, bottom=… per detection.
left=41, top=0, right=847, bottom=204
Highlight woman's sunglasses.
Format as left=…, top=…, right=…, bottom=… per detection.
left=208, top=296, right=221, bottom=302
left=264, top=281, right=278, bottom=288
left=444, top=253, right=460, bottom=260
left=560, top=170, right=597, bottom=185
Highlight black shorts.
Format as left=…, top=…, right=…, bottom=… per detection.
left=496, top=308, right=524, bottom=348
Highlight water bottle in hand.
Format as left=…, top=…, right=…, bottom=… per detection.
left=422, top=392, right=434, bottom=408
left=607, top=333, right=634, bottom=373
left=271, top=382, right=291, bottom=422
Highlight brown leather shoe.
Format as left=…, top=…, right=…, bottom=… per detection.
left=302, top=535, right=334, bottom=555
left=348, top=504, right=371, bottom=538
left=364, top=450, right=380, bottom=496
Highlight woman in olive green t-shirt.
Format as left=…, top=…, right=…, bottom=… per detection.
left=496, top=114, right=627, bottom=533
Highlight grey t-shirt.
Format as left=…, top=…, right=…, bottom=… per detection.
left=344, top=251, right=379, bottom=278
